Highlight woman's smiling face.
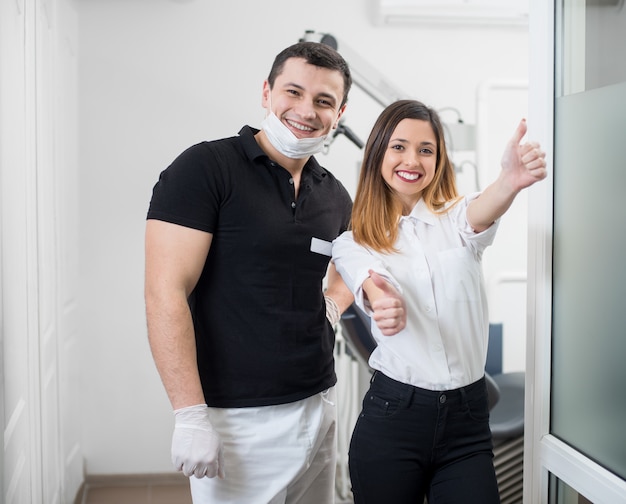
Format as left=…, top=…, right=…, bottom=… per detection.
left=380, top=118, right=438, bottom=214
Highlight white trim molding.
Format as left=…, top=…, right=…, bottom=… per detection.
left=525, top=0, right=555, bottom=501
left=541, top=435, right=626, bottom=503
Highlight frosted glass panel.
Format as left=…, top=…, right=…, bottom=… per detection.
left=551, top=0, right=626, bottom=481
left=551, top=79, right=626, bottom=480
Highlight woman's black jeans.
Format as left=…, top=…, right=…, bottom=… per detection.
left=349, top=371, right=500, bottom=504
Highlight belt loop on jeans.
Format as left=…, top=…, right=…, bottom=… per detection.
left=370, top=370, right=378, bottom=384
left=402, top=381, right=415, bottom=408
left=459, top=385, right=469, bottom=405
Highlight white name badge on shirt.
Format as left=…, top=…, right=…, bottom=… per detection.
left=310, top=237, right=332, bottom=257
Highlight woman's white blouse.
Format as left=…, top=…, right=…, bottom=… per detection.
left=332, top=194, right=499, bottom=391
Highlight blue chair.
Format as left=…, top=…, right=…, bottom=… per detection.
left=485, top=323, right=525, bottom=441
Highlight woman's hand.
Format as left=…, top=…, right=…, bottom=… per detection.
left=367, top=270, right=407, bottom=336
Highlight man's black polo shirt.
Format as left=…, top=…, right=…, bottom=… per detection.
left=147, top=126, right=353, bottom=407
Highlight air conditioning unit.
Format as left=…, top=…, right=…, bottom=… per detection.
left=372, top=0, right=529, bottom=26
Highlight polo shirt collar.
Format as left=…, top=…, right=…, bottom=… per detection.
left=238, top=125, right=328, bottom=182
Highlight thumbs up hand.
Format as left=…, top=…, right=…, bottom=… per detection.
left=466, top=119, right=548, bottom=232
left=501, top=118, right=547, bottom=192
left=366, top=270, right=407, bottom=336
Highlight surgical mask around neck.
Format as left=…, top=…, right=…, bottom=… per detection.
left=261, top=110, right=328, bottom=159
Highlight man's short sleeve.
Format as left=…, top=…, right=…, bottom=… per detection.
left=147, top=142, right=224, bottom=233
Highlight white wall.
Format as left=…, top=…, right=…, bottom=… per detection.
left=76, top=0, right=530, bottom=475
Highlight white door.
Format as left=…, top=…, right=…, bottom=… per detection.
left=1, top=1, right=82, bottom=502
left=526, top=0, right=626, bottom=502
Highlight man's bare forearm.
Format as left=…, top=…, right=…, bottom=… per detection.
left=146, top=291, right=206, bottom=409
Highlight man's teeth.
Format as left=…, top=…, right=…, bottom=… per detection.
left=288, top=121, right=313, bottom=132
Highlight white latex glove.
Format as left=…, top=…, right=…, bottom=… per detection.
left=172, top=404, right=225, bottom=479
left=325, top=295, right=340, bottom=327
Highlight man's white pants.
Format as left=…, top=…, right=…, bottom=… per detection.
left=189, top=387, right=337, bottom=504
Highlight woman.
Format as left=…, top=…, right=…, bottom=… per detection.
left=332, top=99, right=546, bottom=503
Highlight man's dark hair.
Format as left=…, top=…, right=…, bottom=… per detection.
left=267, top=42, right=352, bottom=107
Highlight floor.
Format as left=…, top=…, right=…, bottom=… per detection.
left=83, top=484, right=192, bottom=504
left=80, top=474, right=354, bottom=504
left=81, top=481, right=356, bottom=504
left=80, top=475, right=192, bottom=504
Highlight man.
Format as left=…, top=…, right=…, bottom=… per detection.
left=144, top=41, right=354, bottom=503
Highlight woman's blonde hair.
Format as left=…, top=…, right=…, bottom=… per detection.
left=351, top=100, right=459, bottom=253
